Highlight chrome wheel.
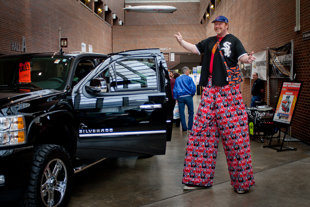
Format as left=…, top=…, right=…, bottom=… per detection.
left=23, top=144, right=73, bottom=207
left=41, top=159, right=68, bottom=207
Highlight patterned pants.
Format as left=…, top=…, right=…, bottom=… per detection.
left=182, top=78, right=255, bottom=191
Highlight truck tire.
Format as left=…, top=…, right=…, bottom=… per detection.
left=22, top=144, right=73, bottom=207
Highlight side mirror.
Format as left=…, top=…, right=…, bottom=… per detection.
left=85, top=85, right=101, bottom=94
left=86, top=78, right=108, bottom=94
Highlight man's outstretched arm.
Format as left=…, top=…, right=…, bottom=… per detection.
left=174, top=32, right=199, bottom=54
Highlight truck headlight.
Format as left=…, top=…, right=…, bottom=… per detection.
left=0, top=115, right=26, bottom=146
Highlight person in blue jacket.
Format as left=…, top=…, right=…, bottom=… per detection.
left=173, top=66, right=196, bottom=133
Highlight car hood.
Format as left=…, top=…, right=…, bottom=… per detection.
left=0, top=89, right=61, bottom=109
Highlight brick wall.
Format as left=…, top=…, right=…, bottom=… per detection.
left=102, top=0, right=125, bottom=26
left=113, top=24, right=205, bottom=52
left=113, top=2, right=206, bottom=54
left=0, top=0, right=114, bottom=55
left=113, top=2, right=206, bottom=74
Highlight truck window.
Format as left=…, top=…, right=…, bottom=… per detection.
left=72, top=60, right=95, bottom=86
left=109, top=58, right=157, bottom=92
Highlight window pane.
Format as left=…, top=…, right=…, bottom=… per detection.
left=0, top=57, right=71, bottom=90
left=110, top=58, right=157, bottom=91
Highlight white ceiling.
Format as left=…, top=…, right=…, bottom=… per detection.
left=125, top=0, right=200, bottom=3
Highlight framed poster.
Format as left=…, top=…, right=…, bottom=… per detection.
left=269, top=40, right=294, bottom=80
left=251, top=50, right=268, bottom=81
left=273, top=81, right=303, bottom=125
left=240, top=63, right=251, bottom=78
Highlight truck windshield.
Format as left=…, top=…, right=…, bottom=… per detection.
left=0, top=56, right=71, bottom=90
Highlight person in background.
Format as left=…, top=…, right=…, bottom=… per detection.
left=173, top=66, right=196, bottom=133
left=251, top=72, right=264, bottom=107
left=174, top=15, right=256, bottom=193
left=170, top=71, right=180, bottom=127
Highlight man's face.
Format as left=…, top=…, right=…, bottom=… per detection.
left=213, top=22, right=228, bottom=36
left=252, top=73, right=258, bottom=80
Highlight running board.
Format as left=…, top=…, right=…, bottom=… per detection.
left=73, top=157, right=107, bottom=174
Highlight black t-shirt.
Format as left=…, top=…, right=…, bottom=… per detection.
left=196, top=34, right=247, bottom=86
left=251, top=78, right=264, bottom=96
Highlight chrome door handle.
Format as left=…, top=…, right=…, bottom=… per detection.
left=139, top=104, right=162, bottom=109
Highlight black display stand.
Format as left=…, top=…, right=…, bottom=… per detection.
left=263, top=81, right=303, bottom=152
left=263, top=124, right=296, bottom=152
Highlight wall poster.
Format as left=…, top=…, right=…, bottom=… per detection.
left=269, top=40, right=294, bottom=80
left=273, top=81, right=303, bottom=125
left=251, top=50, right=267, bottom=81
left=241, top=63, right=251, bottom=78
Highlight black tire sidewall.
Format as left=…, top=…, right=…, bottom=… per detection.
left=24, top=144, right=73, bottom=207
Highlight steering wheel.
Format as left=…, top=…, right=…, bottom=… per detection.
left=48, top=77, right=64, bottom=83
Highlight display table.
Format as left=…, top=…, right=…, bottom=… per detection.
left=247, top=106, right=297, bottom=152
left=247, top=106, right=276, bottom=143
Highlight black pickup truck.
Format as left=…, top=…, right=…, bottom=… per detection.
left=0, top=49, right=173, bottom=206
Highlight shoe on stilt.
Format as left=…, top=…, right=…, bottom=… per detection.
left=235, top=189, right=246, bottom=194
left=183, top=185, right=205, bottom=190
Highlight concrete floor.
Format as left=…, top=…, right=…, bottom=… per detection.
left=68, top=96, right=310, bottom=207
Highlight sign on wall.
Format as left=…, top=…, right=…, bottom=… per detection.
left=302, top=31, right=310, bottom=41
left=11, top=36, right=27, bottom=52
left=81, top=42, right=87, bottom=52
left=170, top=53, right=175, bottom=62
left=60, top=38, right=68, bottom=48
left=241, top=63, right=251, bottom=78
left=269, top=40, right=294, bottom=80
left=251, top=50, right=267, bottom=80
